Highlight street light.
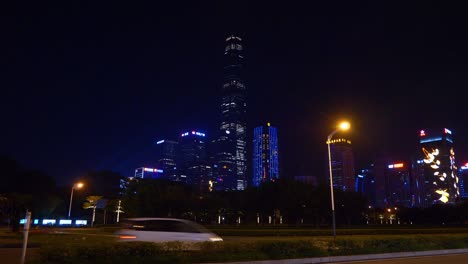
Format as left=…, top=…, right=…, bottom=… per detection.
left=327, top=121, right=350, bottom=240
left=68, top=182, right=84, bottom=219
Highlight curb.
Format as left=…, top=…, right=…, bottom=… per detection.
left=202, top=248, right=468, bottom=264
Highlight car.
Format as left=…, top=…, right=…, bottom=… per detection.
left=115, top=217, right=223, bottom=243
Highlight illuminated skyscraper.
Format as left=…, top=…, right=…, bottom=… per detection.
left=179, top=130, right=211, bottom=191
left=155, top=139, right=178, bottom=181
left=252, top=123, right=279, bottom=187
left=216, top=35, right=247, bottom=191
left=385, top=162, right=411, bottom=207
left=458, top=163, right=468, bottom=199
left=413, top=128, right=460, bottom=207
left=356, top=164, right=376, bottom=207
left=328, top=138, right=355, bottom=192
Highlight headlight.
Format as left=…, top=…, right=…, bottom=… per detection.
left=209, top=237, right=223, bottom=242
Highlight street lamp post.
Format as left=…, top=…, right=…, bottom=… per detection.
left=327, top=121, right=350, bottom=240
left=68, top=182, right=84, bottom=219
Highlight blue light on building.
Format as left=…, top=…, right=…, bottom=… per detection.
left=134, top=167, right=164, bottom=179
left=252, top=123, right=279, bottom=187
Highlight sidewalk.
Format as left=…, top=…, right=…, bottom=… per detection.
left=202, top=248, right=468, bottom=264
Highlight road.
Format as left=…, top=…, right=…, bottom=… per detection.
left=330, top=253, right=468, bottom=264
left=0, top=248, right=39, bottom=264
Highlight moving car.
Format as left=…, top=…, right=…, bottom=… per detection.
left=116, top=217, right=223, bottom=243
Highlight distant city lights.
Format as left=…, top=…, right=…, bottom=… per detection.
left=59, top=219, right=72, bottom=225
left=181, top=131, right=205, bottom=137
left=143, top=167, right=163, bottom=173
left=388, top=163, right=404, bottom=169
left=461, top=163, right=468, bottom=170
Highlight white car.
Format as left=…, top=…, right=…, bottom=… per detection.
left=116, top=218, right=223, bottom=243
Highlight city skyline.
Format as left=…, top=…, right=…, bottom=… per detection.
left=2, top=2, right=468, bottom=186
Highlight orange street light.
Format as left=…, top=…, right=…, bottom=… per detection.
left=68, top=182, right=84, bottom=219
left=327, top=120, right=351, bottom=240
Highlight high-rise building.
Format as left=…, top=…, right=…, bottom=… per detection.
left=385, top=162, right=411, bottom=207
left=210, top=133, right=236, bottom=191
left=155, top=139, right=179, bottom=181
left=458, top=163, right=468, bottom=199
left=356, top=164, right=377, bottom=207
left=413, top=128, right=460, bottom=207
left=134, top=167, right=164, bottom=179
left=252, top=123, right=279, bottom=187
left=216, top=35, right=247, bottom=191
left=328, top=138, right=355, bottom=192
left=179, top=130, right=211, bottom=192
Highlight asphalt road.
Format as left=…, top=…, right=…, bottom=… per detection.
left=0, top=248, right=39, bottom=264
left=329, top=253, right=468, bottom=264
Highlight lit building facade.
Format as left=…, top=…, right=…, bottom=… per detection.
left=385, top=162, right=411, bottom=207
left=179, top=130, right=211, bottom=192
left=356, top=164, right=377, bottom=207
left=328, top=138, right=355, bottom=192
left=216, top=35, right=248, bottom=191
left=458, top=163, right=468, bottom=199
left=155, top=139, right=179, bottom=181
left=413, top=128, right=460, bottom=207
left=134, top=167, right=164, bottom=179
left=210, top=134, right=236, bottom=191
left=252, top=123, right=279, bottom=187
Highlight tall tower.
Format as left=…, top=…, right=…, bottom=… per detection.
left=329, top=138, right=355, bottom=192
left=218, top=35, right=247, bottom=190
left=252, top=123, right=279, bottom=187
left=155, top=139, right=179, bottom=181
left=179, top=130, right=211, bottom=192
left=414, top=128, right=460, bottom=207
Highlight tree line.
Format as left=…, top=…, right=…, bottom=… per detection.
left=2, top=155, right=468, bottom=231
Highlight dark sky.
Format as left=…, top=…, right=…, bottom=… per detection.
left=2, top=2, right=468, bottom=186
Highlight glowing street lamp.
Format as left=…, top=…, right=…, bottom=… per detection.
left=327, top=121, right=350, bottom=240
left=68, top=182, right=84, bottom=219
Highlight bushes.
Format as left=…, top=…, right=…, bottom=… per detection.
left=37, top=240, right=327, bottom=264
left=36, top=235, right=468, bottom=264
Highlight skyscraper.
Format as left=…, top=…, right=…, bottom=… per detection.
left=155, top=139, right=179, bottom=181
left=458, top=163, right=468, bottom=199
left=413, top=128, right=460, bottom=207
left=216, top=35, right=247, bottom=191
left=252, top=123, right=279, bottom=187
left=328, top=138, right=355, bottom=192
left=179, top=130, right=211, bottom=192
left=385, top=162, right=411, bottom=207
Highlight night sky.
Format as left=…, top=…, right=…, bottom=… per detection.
left=2, top=2, right=468, bottom=186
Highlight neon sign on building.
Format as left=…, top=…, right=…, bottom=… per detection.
left=388, top=163, right=404, bottom=169
left=181, top=131, right=206, bottom=137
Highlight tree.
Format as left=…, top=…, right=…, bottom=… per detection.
left=83, top=196, right=103, bottom=227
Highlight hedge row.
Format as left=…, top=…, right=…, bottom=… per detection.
left=35, top=235, right=468, bottom=264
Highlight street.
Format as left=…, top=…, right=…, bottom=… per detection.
left=330, top=253, right=468, bottom=264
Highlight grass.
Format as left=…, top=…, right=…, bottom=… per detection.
left=2, top=226, right=468, bottom=263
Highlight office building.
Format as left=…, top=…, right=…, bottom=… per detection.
left=413, top=128, right=460, bottom=207
left=179, top=130, right=211, bottom=191
left=252, top=123, right=279, bottom=187
left=210, top=134, right=236, bottom=191
left=134, top=167, right=164, bottom=179
left=328, top=138, right=355, bottom=192
left=155, top=139, right=179, bottom=181
left=385, top=162, right=411, bottom=207
left=215, top=34, right=248, bottom=191
left=458, top=163, right=468, bottom=199
left=356, top=164, right=377, bottom=207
